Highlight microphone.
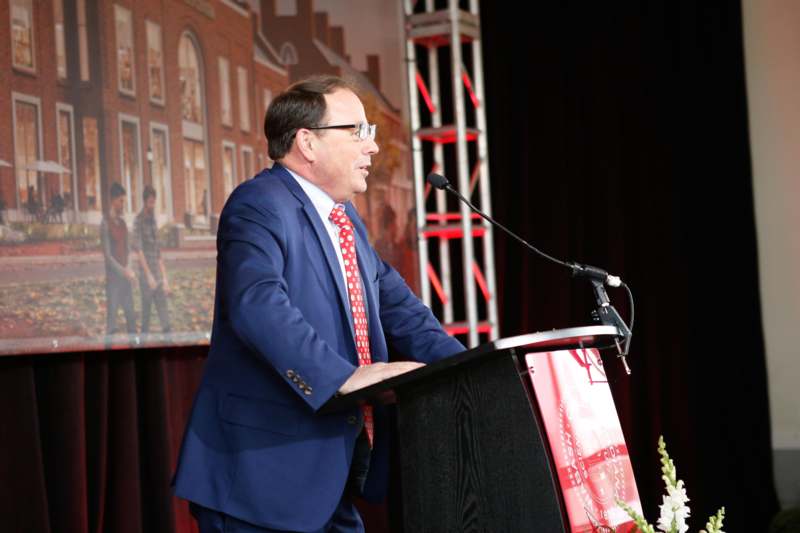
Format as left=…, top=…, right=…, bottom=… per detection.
left=568, top=262, right=622, bottom=288
left=426, top=172, right=633, bottom=373
left=427, top=173, right=450, bottom=190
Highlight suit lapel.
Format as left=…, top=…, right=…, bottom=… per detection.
left=303, top=201, right=357, bottom=338
left=275, top=165, right=356, bottom=342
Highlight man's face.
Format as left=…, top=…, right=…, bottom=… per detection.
left=311, top=89, right=379, bottom=203
left=145, top=195, right=156, bottom=213
left=111, top=195, right=125, bottom=214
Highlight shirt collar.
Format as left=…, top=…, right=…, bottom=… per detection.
left=285, top=167, right=341, bottom=221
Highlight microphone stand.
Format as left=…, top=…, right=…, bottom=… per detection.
left=588, top=278, right=632, bottom=374
left=428, top=175, right=633, bottom=374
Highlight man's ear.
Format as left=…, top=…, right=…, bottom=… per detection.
left=295, top=129, right=316, bottom=162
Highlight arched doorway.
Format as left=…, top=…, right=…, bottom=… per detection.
left=178, top=31, right=209, bottom=228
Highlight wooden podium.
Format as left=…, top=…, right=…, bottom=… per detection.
left=322, top=325, right=641, bottom=532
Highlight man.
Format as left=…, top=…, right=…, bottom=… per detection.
left=133, top=185, right=172, bottom=334
left=47, top=192, right=65, bottom=223
left=100, top=182, right=136, bottom=335
left=173, top=76, right=464, bottom=532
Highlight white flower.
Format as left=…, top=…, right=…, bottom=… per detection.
left=618, top=438, right=726, bottom=533
left=657, top=482, right=691, bottom=533
left=667, top=482, right=690, bottom=506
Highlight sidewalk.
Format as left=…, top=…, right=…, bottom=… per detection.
left=0, top=248, right=216, bottom=267
left=0, top=248, right=216, bottom=285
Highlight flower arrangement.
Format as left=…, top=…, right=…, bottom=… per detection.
left=617, top=436, right=726, bottom=533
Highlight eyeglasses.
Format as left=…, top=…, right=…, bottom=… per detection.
left=307, top=122, right=377, bottom=142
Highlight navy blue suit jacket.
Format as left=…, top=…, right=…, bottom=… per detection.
left=173, top=164, right=464, bottom=531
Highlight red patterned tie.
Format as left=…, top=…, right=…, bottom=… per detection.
left=329, top=205, right=374, bottom=446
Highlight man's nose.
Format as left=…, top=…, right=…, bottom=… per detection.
left=363, top=137, right=379, bottom=155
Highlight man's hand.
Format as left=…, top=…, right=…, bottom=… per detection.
left=338, top=361, right=425, bottom=395
left=124, top=268, right=137, bottom=282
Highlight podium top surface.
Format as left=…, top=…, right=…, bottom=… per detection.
left=319, top=325, right=620, bottom=414
left=479, top=325, right=620, bottom=353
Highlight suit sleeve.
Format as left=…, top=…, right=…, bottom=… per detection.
left=218, top=200, right=356, bottom=412
left=374, top=251, right=466, bottom=363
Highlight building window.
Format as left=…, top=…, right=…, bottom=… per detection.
left=77, top=0, right=89, bottom=81
left=222, top=141, right=236, bottom=197
left=279, top=42, right=298, bottom=66
left=56, top=104, right=77, bottom=211
left=146, top=21, right=165, bottom=104
left=179, top=32, right=209, bottom=226
left=10, top=0, right=36, bottom=72
left=261, top=88, right=273, bottom=166
left=241, top=145, right=254, bottom=183
left=237, top=66, right=251, bottom=132
left=219, top=57, right=232, bottom=127
left=183, top=140, right=207, bottom=222
left=115, top=4, right=136, bottom=96
left=119, top=115, right=143, bottom=213
left=82, top=118, right=101, bottom=210
left=53, top=0, right=66, bottom=79
left=179, top=34, right=203, bottom=127
left=12, top=95, right=41, bottom=210
left=149, top=124, right=172, bottom=220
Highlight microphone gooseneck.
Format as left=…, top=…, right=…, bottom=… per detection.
left=426, top=173, right=571, bottom=270
left=425, top=172, right=634, bottom=374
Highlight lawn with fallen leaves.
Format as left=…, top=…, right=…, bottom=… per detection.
left=0, top=267, right=215, bottom=341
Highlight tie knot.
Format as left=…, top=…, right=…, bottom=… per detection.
left=329, top=205, right=351, bottom=229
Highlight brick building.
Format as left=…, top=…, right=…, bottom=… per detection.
left=1, top=0, right=288, bottom=228
left=1, top=0, right=408, bottom=237
left=258, top=0, right=413, bottom=239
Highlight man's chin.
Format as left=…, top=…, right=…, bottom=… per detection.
left=353, top=177, right=368, bottom=194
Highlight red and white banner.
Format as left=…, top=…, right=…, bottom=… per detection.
left=526, top=349, right=642, bottom=532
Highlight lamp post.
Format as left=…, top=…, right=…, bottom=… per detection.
left=146, top=146, right=154, bottom=216
left=146, top=146, right=154, bottom=182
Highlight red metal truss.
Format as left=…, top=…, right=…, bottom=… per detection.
left=472, top=261, right=491, bottom=301
left=426, top=263, right=448, bottom=305
left=415, top=70, right=436, bottom=114
left=461, top=65, right=480, bottom=108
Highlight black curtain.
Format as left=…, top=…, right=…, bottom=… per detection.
left=480, top=1, right=779, bottom=531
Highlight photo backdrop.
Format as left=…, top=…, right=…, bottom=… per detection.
left=0, top=0, right=418, bottom=356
